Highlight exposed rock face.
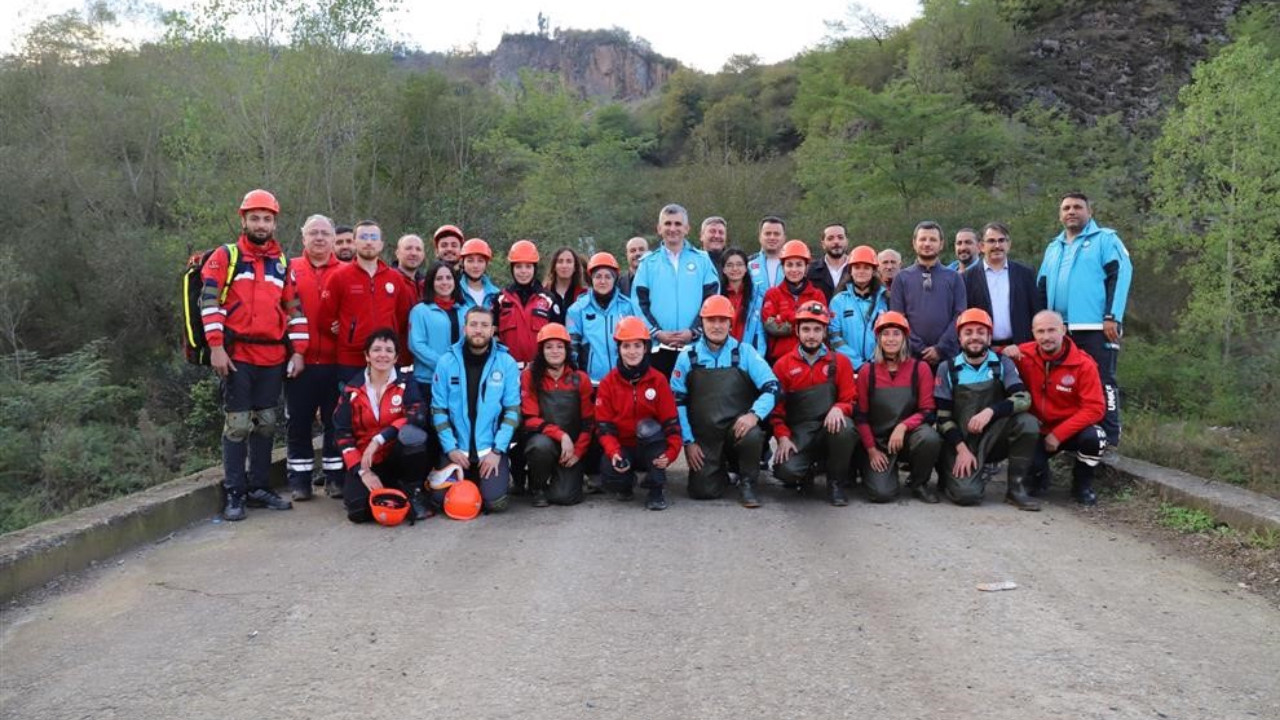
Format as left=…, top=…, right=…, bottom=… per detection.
left=490, top=31, right=677, bottom=100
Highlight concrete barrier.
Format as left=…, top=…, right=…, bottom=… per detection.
left=1103, top=455, right=1280, bottom=536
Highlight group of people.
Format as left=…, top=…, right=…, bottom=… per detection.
left=200, top=190, right=1131, bottom=524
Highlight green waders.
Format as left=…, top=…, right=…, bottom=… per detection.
left=686, top=355, right=764, bottom=503
left=940, top=377, right=1039, bottom=506
left=523, top=381, right=586, bottom=506
left=772, top=369, right=856, bottom=505
left=860, top=361, right=941, bottom=502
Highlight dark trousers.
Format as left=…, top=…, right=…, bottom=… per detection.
left=222, top=362, right=284, bottom=495
left=1069, top=330, right=1121, bottom=446
left=343, top=446, right=431, bottom=523
left=430, top=454, right=511, bottom=511
left=1031, top=425, right=1107, bottom=492
left=599, top=437, right=668, bottom=490
left=285, top=363, right=341, bottom=487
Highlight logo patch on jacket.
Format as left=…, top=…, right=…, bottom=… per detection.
left=1060, top=374, right=1075, bottom=387
left=385, top=282, right=396, bottom=294
left=490, top=371, right=503, bottom=382
left=644, top=388, right=656, bottom=400
left=391, top=395, right=402, bottom=406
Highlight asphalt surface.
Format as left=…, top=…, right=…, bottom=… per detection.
left=2, top=474, right=1278, bottom=720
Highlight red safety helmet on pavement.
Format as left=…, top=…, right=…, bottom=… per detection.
left=537, top=323, right=571, bottom=345
left=874, top=311, right=911, bottom=335
left=444, top=479, right=483, bottom=521
left=587, top=252, right=620, bottom=274
left=613, top=316, right=651, bottom=343
left=508, top=240, right=540, bottom=264
left=850, top=245, right=878, bottom=266
left=780, top=240, right=812, bottom=263
left=956, top=307, right=993, bottom=332
left=432, top=224, right=464, bottom=245
left=460, top=238, right=492, bottom=260
left=699, top=295, right=736, bottom=320
left=794, top=301, right=831, bottom=329
left=369, top=488, right=410, bottom=527
left=239, top=189, right=280, bottom=216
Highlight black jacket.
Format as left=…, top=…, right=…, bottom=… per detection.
left=963, top=260, right=1042, bottom=345
left=807, top=258, right=850, bottom=302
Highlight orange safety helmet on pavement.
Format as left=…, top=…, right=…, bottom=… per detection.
left=613, top=316, right=651, bottom=343
left=587, top=252, right=620, bottom=274
left=699, top=295, right=736, bottom=320
left=780, top=239, right=812, bottom=263
left=508, top=240, right=540, bottom=264
left=369, top=488, right=410, bottom=527
left=874, top=311, right=911, bottom=335
left=793, top=301, right=831, bottom=328
left=432, top=224, right=464, bottom=245
left=443, top=479, right=483, bottom=521
left=460, top=238, right=492, bottom=260
left=239, top=189, right=280, bottom=216
left=536, top=323, right=571, bottom=345
left=956, top=307, right=993, bottom=332
left=850, top=245, right=878, bottom=266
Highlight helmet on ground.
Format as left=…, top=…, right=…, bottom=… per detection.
left=587, top=252, right=620, bottom=274
left=369, top=488, right=410, bottom=527
left=444, top=479, right=482, bottom=521
left=874, top=311, right=910, bottom=335
left=508, top=240, right=539, bottom=264
left=850, top=245, right=878, bottom=266
left=780, top=239, right=812, bottom=263
left=699, top=295, right=735, bottom=320
left=239, top=189, right=279, bottom=216
left=956, top=308, right=993, bottom=332
left=613, top=316, right=651, bottom=342
left=460, top=238, right=492, bottom=260
left=537, top=323, right=571, bottom=345
left=794, top=301, right=830, bottom=329
left=432, top=225, right=464, bottom=245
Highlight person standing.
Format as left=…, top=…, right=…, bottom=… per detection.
left=432, top=225, right=465, bottom=267
left=890, top=221, right=966, bottom=368
left=748, top=215, right=788, bottom=292
left=877, top=248, right=902, bottom=293
left=699, top=216, right=728, bottom=267
left=393, top=233, right=427, bottom=299
left=948, top=227, right=979, bottom=273
left=520, top=324, right=594, bottom=507
left=201, top=189, right=307, bottom=521
left=495, top=239, right=554, bottom=367
left=719, top=248, right=766, bottom=355
left=620, top=236, right=648, bottom=297
left=761, top=240, right=826, bottom=364
left=828, top=245, right=888, bottom=373
left=1038, top=192, right=1132, bottom=448
left=333, top=225, right=355, bottom=262
left=407, top=261, right=464, bottom=469
left=808, top=223, right=851, bottom=301
left=458, top=238, right=502, bottom=312
left=543, top=247, right=586, bottom=326
left=964, top=222, right=1041, bottom=349
left=566, top=252, right=636, bottom=387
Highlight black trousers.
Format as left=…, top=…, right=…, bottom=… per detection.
left=344, top=446, right=431, bottom=523
left=285, top=363, right=341, bottom=486
left=222, top=362, right=284, bottom=495
left=1069, top=330, right=1121, bottom=446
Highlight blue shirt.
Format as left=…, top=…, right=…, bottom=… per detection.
left=983, top=262, right=1012, bottom=341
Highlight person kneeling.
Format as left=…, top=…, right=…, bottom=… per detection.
left=520, top=324, right=594, bottom=507
left=335, top=329, right=432, bottom=524
left=595, top=317, right=682, bottom=510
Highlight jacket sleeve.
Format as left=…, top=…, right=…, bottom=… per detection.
left=1052, top=358, right=1106, bottom=442
left=854, top=367, right=876, bottom=450
left=408, top=305, right=443, bottom=375
left=834, top=355, right=856, bottom=418
left=655, top=381, right=684, bottom=462
left=745, top=345, right=780, bottom=419
left=493, top=357, right=523, bottom=452
left=432, top=359, right=459, bottom=454
left=936, top=275, right=966, bottom=359
left=695, top=257, right=719, bottom=332
left=767, top=358, right=793, bottom=439
left=670, top=351, right=695, bottom=444
left=317, top=269, right=341, bottom=342
left=334, top=388, right=360, bottom=469
left=566, top=304, right=584, bottom=366
left=1103, top=232, right=1133, bottom=322
left=198, top=245, right=233, bottom=349
left=595, top=379, right=622, bottom=459
left=761, top=288, right=788, bottom=337
left=631, top=261, right=660, bottom=333
left=282, top=267, right=310, bottom=357
left=575, top=371, right=595, bottom=457
left=903, top=361, right=935, bottom=432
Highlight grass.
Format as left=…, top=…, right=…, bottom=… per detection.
left=1156, top=503, right=1219, bottom=534
left=1122, top=409, right=1278, bottom=499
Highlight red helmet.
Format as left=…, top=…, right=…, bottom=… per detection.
left=432, top=224, right=464, bottom=245
left=369, top=488, right=410, bottom=527
left=850, top=245, right=878, bottom=266
left=780, top=239, right=812, bottom=263
left=443, top=479, right=482, bottom=521
left=874, top=311, right=910, bottom=335
left=794, top=301, right=830, bottom=329
left=508, top=239, right=539, bottom=264
left=956, top=307, right=993, bottom=332
left=613, top=316, right=651, bottom=343
left=699, top=295, right=735, bottom=320
left=239, top=189, right=279, bottom=216
left=460, top=238, right=492, bottom=260
left=587, top=252, right=620, bottom=274
left=537, top=323, right=571, bottom=345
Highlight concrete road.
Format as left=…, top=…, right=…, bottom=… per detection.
left=2, top=477, right=1278, bottom=720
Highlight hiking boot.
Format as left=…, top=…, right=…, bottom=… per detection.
left=409, top=490, right=432, bottom=521
left=645, top=487, right=668, bottom=511
left=1073, top=486, right=1098, bottom=506
left=246, top=488, right=293, bottom=511
left=290, top=480, right=313, bottom=502
left=739, top=480, right=761, bottom=508
left=532, top=489, right=550, bottom=508
left=910, top=482, right=940, bottom=504
left=828, top=480, right=849, bottom=507
left=223, top=493, right=246, bottom=522
left=1004, top=477, right=1041, bottom=511
left=324, top=477, right=344, bottom=499
left=1072, top=462, right=1097, bottom=506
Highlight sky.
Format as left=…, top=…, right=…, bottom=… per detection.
left=3, top=0, right=922, bottom=71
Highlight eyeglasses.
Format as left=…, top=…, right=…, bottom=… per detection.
left=921, top=272, right=933, bottom=292
left=356, top=233, right=381, bottom=241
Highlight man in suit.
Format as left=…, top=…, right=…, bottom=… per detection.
left=964, top=222, right=1041, bottom=350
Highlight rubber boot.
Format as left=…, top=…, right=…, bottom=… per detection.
left=827, top=479, right=848, bottom=507
left=1071, top=461, right=1097, bottom=506
left=324, top=475, right=344, bottom=499
left=909, top=478, right=940, bottom=504
left=1004, top=476, right=1041, bottom=511
left=738, top=478, right=761, bottom=508
left=409, top=488, right=432, bottom=521
left=289, top=473, right=313, bottom=502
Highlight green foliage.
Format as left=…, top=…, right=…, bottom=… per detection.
left=1156, top=503, right=1218, bottom=534
left=1246, top=529, right=1280, bottom=551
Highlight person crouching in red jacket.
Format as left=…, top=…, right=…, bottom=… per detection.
left=520, top=324, right=594, bottom=507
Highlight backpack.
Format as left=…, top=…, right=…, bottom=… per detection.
left=181, top=244, right=238, bottom=365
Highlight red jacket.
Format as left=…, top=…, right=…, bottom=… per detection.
left=1012, top=338, right=1105, bottom=443
left=288, top=254, right=341, bottom=365
left=200, top=235, right=308, bottom=366
left=497, top=285, right=554, bottom=365
left=319, top=259, right=416, bottom=367
left=762, top=281, right=827, bottom=361
left=519, top=366, right=595, bottom=457
left=334, top=370, right=426, bottom=469
left=768, top=349, right=856, bottom=438
left=595, top=366, right=682, bottom=463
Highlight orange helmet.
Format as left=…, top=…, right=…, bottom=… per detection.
left=443, top=479, right=482, bottom=521
left=587, top=252, right=620, bottom=274
left=460, top=238, right=492, bottom=259
left=956, top=307, right=993, bottom=332
left=613, top=316, right=651, bottom=343
left=850, top=245, right=878, bottom=266
left=794, top=300, right=830, bottom=328
left=432, top=224, right=464, bottom=245
left=537, top=323, right=571, bottom=345
left=239, top=189, right=279, bottom=216
left=508, top=239, right=539, bottom=264
left=874, top=311, right=910, bottom=335
left=369, top=488, right=410, bottom=527
left=780, top=239, right=812, bottom=263
left=699, top=295, right=735, bottom=320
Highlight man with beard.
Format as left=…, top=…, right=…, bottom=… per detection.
left=431, top=306, right=521, bottom=513
left=769, top=301, right=857, bottom=506
left=432, top=224, right=464, bottom=268
left=333, top=225, right=355, bottom=262
left=748, top=215, right=788, bottom=292
left=890, top=221, right=966, bottom=368
left=948, top=227, right=979, bottom=273
left=201, top=189, right=308, bottom=521
left=808, top=223, right=851, bottom=300
left=964, top=222, right=1041, bottom=349
left=699, top=216, right=728, bottom=268
left=934, top=309, right=1040, bottom=510
left=620, top=236, right=648, bottom=297
left=393, top=233, right=427, bottom=299
left=672, top=296, right=780, bottom=508
left=1006, top=310, right=1107, bottom=505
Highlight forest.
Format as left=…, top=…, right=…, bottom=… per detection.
left=1, top=0, right=1277, bottom=532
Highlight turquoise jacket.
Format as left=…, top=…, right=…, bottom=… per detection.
left=431, top=340, right=521, bottom=456
left=566, top=290, right=637, bottom=385
left=407, top=302, right=461, bottom=384
left=1037, top=219, right=1133, bottom=330
left=670, top=336, right=780, bottom=444
left=828, top=285, right=888, bottom=371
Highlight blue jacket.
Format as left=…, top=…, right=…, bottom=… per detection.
left=739, top=285, right=767, bottom=356
left=829, top=285, right=888, bottom=371
left=1037, top=219, right=1133, bottom=330
left=408, top=301, right=462, bottom=384
left=566, top=290, right=637, bottom=385
left=631, top=240, right=720, bottom=334
left=747, top=251, right=784, bottom=292
left=431, top=341, right=521, bottom=456
left=670, top=336, right=780, bottom=444
left=460, top=275, right=502, bottom=313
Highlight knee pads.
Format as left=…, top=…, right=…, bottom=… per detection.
left=251, top=408, right=278, bottom=438
left=223, top=411, right=253, bottom=442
